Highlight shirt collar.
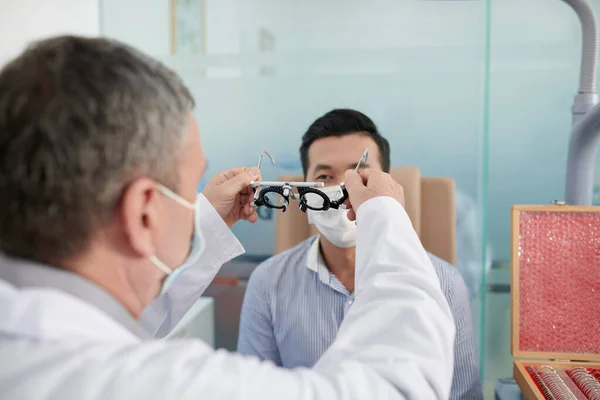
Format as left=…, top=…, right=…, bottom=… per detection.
left=0, top=253, right=151, bottom=339
left=306, top=236, right=332, bottom=285
left=306, top=236, right=320, bottom=273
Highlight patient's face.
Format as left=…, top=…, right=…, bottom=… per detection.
left=306, top=133, right=382, bottom=186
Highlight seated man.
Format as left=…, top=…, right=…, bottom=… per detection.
left=238, top=109, right=483, bottom=400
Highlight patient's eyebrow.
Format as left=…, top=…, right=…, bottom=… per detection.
left=313, top=164, right=332, bottom=173
left=349, top=162, right=370, bottom=170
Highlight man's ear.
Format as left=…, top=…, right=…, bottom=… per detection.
left=119, top=178, right=162, bottom=258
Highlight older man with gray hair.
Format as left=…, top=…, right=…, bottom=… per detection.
left=0, top=35, right=455, bottom=399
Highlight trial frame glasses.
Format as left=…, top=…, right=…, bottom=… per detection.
left=250, top=148, right=368, bottom=213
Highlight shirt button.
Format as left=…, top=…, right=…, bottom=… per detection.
left=346, top=299, right=353, bottom=305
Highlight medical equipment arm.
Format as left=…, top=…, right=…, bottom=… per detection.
left=563, top=0, right=598, bottom=125
left=565, top=102, right=600, bottom=205
left=562, top=0, right=600, bottom=205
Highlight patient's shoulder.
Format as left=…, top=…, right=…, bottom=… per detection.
left=248, top=236, right=315, bottom=286
left=426, top=253, right=469, bottom=300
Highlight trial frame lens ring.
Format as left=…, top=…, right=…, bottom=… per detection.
left=257, top=186, right=289, bottom=210
left=297, top=187, right=331, bottom=211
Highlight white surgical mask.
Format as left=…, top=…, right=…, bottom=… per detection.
left=149, top=185, right=205, bottom=295
left=306, top=186, right=356, bottom=248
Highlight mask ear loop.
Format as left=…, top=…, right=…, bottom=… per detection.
left=156, top=184, right=195, bottom=210
left=150, top=184, right=196, bottom=277
left=149, top=255, right=173, bottom=275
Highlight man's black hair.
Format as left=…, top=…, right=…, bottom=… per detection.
left=299, top=108, right=391, bottom=175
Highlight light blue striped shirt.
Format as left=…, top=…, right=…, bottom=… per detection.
left=238, top=236, right=483, bottom=400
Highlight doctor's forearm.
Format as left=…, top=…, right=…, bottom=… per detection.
left=126, top=197, right=454, bottom=400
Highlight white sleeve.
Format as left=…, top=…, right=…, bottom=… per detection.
left=311, top=196, right=455, bottom=399
left=173, top=196, right=454, bottom=399
left=140, top=194, right=245, bottom=338
left=32, top=197, right=456, bottom=400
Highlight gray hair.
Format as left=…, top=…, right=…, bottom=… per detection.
left=0, top=35, right=194, bottom=265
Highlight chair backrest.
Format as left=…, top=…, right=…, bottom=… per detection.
left=274, top=166, right=456, bottom=265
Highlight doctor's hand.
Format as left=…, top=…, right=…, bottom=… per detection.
left=202, top=167, right=261, bottom=227
left=343, top=169, right=405, bottom=221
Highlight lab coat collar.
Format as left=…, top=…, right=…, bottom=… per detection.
left=0, top=253, right=150, bottom=340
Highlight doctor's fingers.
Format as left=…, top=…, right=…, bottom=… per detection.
left=238, top=192, right=254, bottom=206
left=241, top=202, right=258, bottom=222
left=342, top=170, right=369, bottom=211
left=356, top=168, right=391, bottom=188
left=238, top=183, right=255, bottom=198
left=213, top=166, right=258, bottom=183
left=219, top=167, right=261, bottom=197
left=345, top=169, right=405, bottom=209
left=366, top=171, right=405, bottom=208
left=346, top=207, right=357, bottom=221
left=207, top=167, right=240, bottom=186
left=344, top=169, right=367, bottom=189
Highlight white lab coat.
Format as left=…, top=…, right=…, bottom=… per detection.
left=0, top=195, right=455, bottom=400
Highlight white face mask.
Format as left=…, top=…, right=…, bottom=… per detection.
left=149, top=185, right=205, bottom=295
left=306, top=186, right=356, bottom=248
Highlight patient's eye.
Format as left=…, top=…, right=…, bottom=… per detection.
left=316, top=175, right=333, bottom=182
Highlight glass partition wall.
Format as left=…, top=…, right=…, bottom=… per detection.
left=484, top=1, right=600, bottom=398
left=100, top=1, right=589, bottom=397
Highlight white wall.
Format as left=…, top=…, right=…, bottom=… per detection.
left=0, top=0, right=100, bottom=66
left=100, top=0, right=240, bottom=57
left=101, top=0, right=170, bottom=55
left=97, top=0, right=588, bottom=260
